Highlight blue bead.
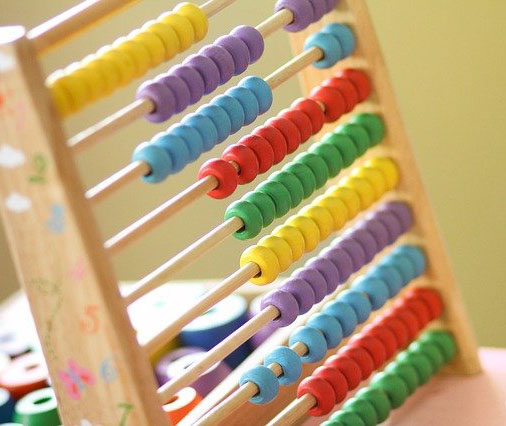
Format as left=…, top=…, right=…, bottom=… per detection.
left=264, top=346, right=302, bottom=386
left=393, top=245, right=427, bottom=277
left=382, top=254, right=416, bottom=285
left=182, top=113, right=218, bottom=152
left=368, top=263, right=404, bottom=297
left=307, top=313, right=343, bottom=349
left=213, top=94, right=245, bottom=134
left=197, top=104, right=232, bottom=144
left=289, top=326, right=327, bottom=363
left=323, top=300, right=358, bottom=337
left=132, top=142, right=172, bottom=183
left=166, top=124, right=204, bottom=162
left=321, top=23, right=356, bottom=58
left=352, top=276, right=390, bottom=310
left=226, top=86, right=259, bottom=125
left=338, top=289, right=372, bottom=323
left=304, top=32, right=342, bottom=69
left=240, top=366, right=279, bottom=405
left=153, top=133, right=190, bottom=174
left=240, top=76, right=273, bottom=114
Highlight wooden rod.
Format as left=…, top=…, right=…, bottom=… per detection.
left=142, top=262, right=260, bottom=355
left=28, top=0, right=138, bottom=54
left=255, top=9, right=293, bottom=38
left=267, top=394, right=316, bottom=426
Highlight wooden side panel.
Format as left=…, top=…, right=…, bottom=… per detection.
left=0, top=28, right=167, bottom=425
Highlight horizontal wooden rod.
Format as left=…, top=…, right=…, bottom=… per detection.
left=201, top=0, right=238, bottom=17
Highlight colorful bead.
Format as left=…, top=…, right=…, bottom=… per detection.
left=292, top=98, right=325, bottom=134
left=307, top=313, right=343, bottom=348
left=241, top=77, right=273, bottom=114
left=239, top=135, right=274, bottom=174
left=420, top=331, right=456, bottom=362
left=336, top=123, right=371, bottom=156
left=174, top=3, right=208, bottom=41
left=154, top=133, right=190, bottom=173
left=240, top=366, right=279, bottom=405
left=254, top=125, right=288, bottom=165
left=222, top=144, right=259, bottom=185
left=322, top=133, right=357, bottom=167
left=13, top=388, right=60, bottom=425
left=341, top=176, right=375, bottom=209
left=283, top=163, right=316, bottom=198
left=323, top=77, right=359, bottom=112
left=323, top=301, right=358, bottom=337
left=183, top=113, right=219, bottom=151
left=309, top=143, right=343, bottom=178
left=349, top=335, right=386, bottom=369
left=245, top=191, right=276, bottom=227
left=280, top=278, right=315, bottom=314
left=352, top=277, right=390, bottom=310
left=258, top=235, right=293, bottom=272
left=355, top=387, right=391, bottom=423
left=300, top=205, right=334, bottom=240
left=338, top=290, right=372, bottom=323
left=184, top=54, right=220, bottom=95
left=341, top=398, right=378, bottom=426
left=261, top=289, right=299, bottom=326
left=216, top=35, right=250, bottom=75
left=297, top=376, right=336, bottom=416
left=132, top=143, right=172, bottom=183
left=286, top=215, right=320, bottom=252
left=231, top=25, right=265, bottom=63
left=224, top=199, right=263, bottom=239
left=305, top=257, right=340, bottom=293
left=213, top=94, right=245, bottom=134
left=226, top=86, right=260, bottom=125
left=351, top=113, right=386, bottom=145
left=197, top=103, right=232, bottom=143
left=273, top=225, right=305, bottom=261
left=295, top=152, right=329, bottom=188
left=264, top=347, right=302, bottom=385
left=289, top=326, right=327, bottom=363
left=330, top=410, right=366, bottom=426
left=334, top=239, right=366, bottom=272
left=321, top=23, right=356, bottom=57
left=314, top=365, right=348, bottom=404
left=294, top=268, right=327, bottom=303
left=267, top=116, right=301, bottom=153
left=159, top=12, right=195, bottom=51
left=385, top=361, right=420, bottom=395
left=370, top=372, right=409, bottom=408
left=168, top=124, right=204, bottom=162
left=304, top=32, right=343, bottom=69
left=366, top=157, right=398, bottom=189
left=336, top=68, right=372, bottom=101
left=338, top=346, right=374, bottom=380
left=257, top=180, right=291, bottom=217
left=321, top=246, right=353, bottom=283
left=326, top=186, right=361, bottom=218
left=396, top=351, right=432, bottom=385
left=240, top=245, right=281, bottom=285
left=314, top=195, right=348, bottom=230
left=326, top=354, right=362, bottom=390
left=280, top=109, right=313, bottom=142
left=271, top=171, right=304, bottom=208
left=310, top=86, right=346, bottom=122
left=275, top=0, right=314, bottom=32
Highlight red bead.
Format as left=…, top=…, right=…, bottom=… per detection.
left=291, top=98, right=324, bottom=134
left=395, top=298, right=431, bottom=328
left=373, top=316, right=410, bottom=349
left=222, top=144, right=259, bottom=184
left=253, top=125, right=287, bottom=165
left=266, top=116, right=301, bottom=153
left=349, top=335, right=387, bottom=369
left=338, top=346, right=374, bottom=380
left=309, top=86, right=346, bottom=123
left=336, top=68, right=372, bottom=101
left=297, top=376, right=336, bottom=417
left=325, top=354, right=362, bottom=390
left=314, top=365, right=348, bottom=404
left=361, top=324, right=398, bottom=358
left=388, top=306, right=421, bottom=341
left=279, top=108, right=313, bottom=143
left=198, top=159, right=238, bottom=199
left=239, top=134, right=274, bottom=174
left=0, top=353, right=48, bottom=400
left=405, top=288, right=443, bottom=320
left=322, top=77, right=359, bottom=112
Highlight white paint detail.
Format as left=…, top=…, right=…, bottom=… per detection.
left=0, top=52, right=15, bottom=72
left=0, top=144, right=26, bottom=168
left=5, top=192, right=31, bottom=212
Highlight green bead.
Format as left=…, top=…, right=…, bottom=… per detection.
left=322, top=132, right=357, bottom=167
left=335, top=123, right=370, bottom=156
left=270, top=170, right=304, bottom=208
left=321, top=421, right=345, bottom=426
left=370, top=372, right=409, bottom=408
left=225, top=199, right=263, bottom=240
left=409, top=341, right=445, bottom=372
left=396, top=351, right=433, bottom=384
left=13, top=387, right=60, bottom=426
left=309, top=142, right=343, bottom=178
left=282, top=162, right=316, bottom=199
left=420, top=331, right=457, bottom=363
left=330, top=410, right=366, bottom=426
left=355, top=387, right=391, bottom=423
left=385, top=361, right=420, bottom=395
left=294, top=152, right=329, bottom=189
left=256, top=180, right=291, bottom=218
left=243, top=191, right=276, bottom=227
left=342, top=397, right=378, bottom=426
left=350, top=113, right=385, bottom=146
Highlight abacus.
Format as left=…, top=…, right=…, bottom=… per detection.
left=0, top=0, right=482, bottom=424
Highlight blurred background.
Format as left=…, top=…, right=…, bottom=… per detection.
left=0, top=0, right=504, bottom=347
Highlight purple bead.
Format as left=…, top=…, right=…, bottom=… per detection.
left=293, top=268, right=327, bottom=303
left=261, top=289, right=299, bottom=327
left=280, top=278, right=315, bottom=314
left=199, top=44, right=235, bottom=85
left=308, top=0, right=327, bottom=21
left=169, top=64, right=205, bottom=105
left=358, top=219, right=390, bottom=251
left=305, top=257, right=340, bottom=294
left=136, top=80, right=175, bottom=123
left=368, top=210, right=402, bottom=244
left=183, top=54, right=220, bottom=95
left=333, top=239, right=366, bottom=272
left=381, top=201, right=413, bottom=233
left=156, top=74, right=190, bottom=114
left=321, top=246, right=354, bottom=283
left=345, top=228, right=378, bottom=263
left=324, top=0, right=338, bottom=13
left=215, top=35, right=250, bottom=75
left=231, top=25, right=265, bottom=63
left=275, top=0, right=314, bottom=32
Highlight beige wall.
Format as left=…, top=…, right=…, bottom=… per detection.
left=0, top=0, right=504, bottom=347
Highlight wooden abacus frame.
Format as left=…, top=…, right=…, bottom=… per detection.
left=0, top=0, right=480, bottom=425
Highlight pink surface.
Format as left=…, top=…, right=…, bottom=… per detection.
left=305, top=348, right=506, bottom=426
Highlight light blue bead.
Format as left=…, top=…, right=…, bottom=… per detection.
left=213, top=94, right=245, bottom=134
left=240, top=76, right=273, bottom=114
left=382, top=254, right=416, bottom=286
left=393, top=245, right=426, bottom=277
left=183, top=113, right=218, bottom=152
left=264, top=346, right=302, bottom=386
left=304, top=32, right=342, bottom=69
left=368, top=263, right=404, bottom=297
left=240, top=366, right=279, bottom=405
left=226, top=86, right=259, bottom=125
left=197, top=104, right=232, bottom=144
left=153, top=133, right=190, bottom=174
left=307, top=313, right=343, bottom=349
left=132, top=142, right=172, bottom=183
left=338, top=289, right=372, bottom=323
left=323, top=300, right=358, bottom=337
left=289, top=326, right=327, bottom=363
left=321, top=23, right=356, bottom=58
left=166, top=124, right=204, bottom=162
left=352, top=277, right=390, bottom=310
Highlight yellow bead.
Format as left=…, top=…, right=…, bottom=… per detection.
left=365, top=157, right=399, bottom=190
left=258, top=235, right=293, bottom=272
left=48, top=70, right=89, bottom=112
left=130, top=29, right=166, bottom=67
left=67, top=62, right=106, bottom=101
left=49, top=84, right=72, bottom=116
left=158, top=12, right=195, bottom=52
left=240, top=245, right=281, bottom=286
left=353, top=167, right=387, bottom=200
left=272, top=225, right=305, bottom=261
left=340, top=176, right=376, bottom=210
left=299, top=205, right=334, bottom=241
left=82, top=54, right=121, bottom=95
left=325, top=186, right=361, bottom=219
left=97, top=45, right=136, bottom=87
left=314, top=195, right=348, bottom=230
left=113, top=37, right=151, bottom=77
left=174, top=3, right=209, bottom=42
left=285, top=215, right=320, bottom=253
left=142, top=20, right=181, bottom=60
